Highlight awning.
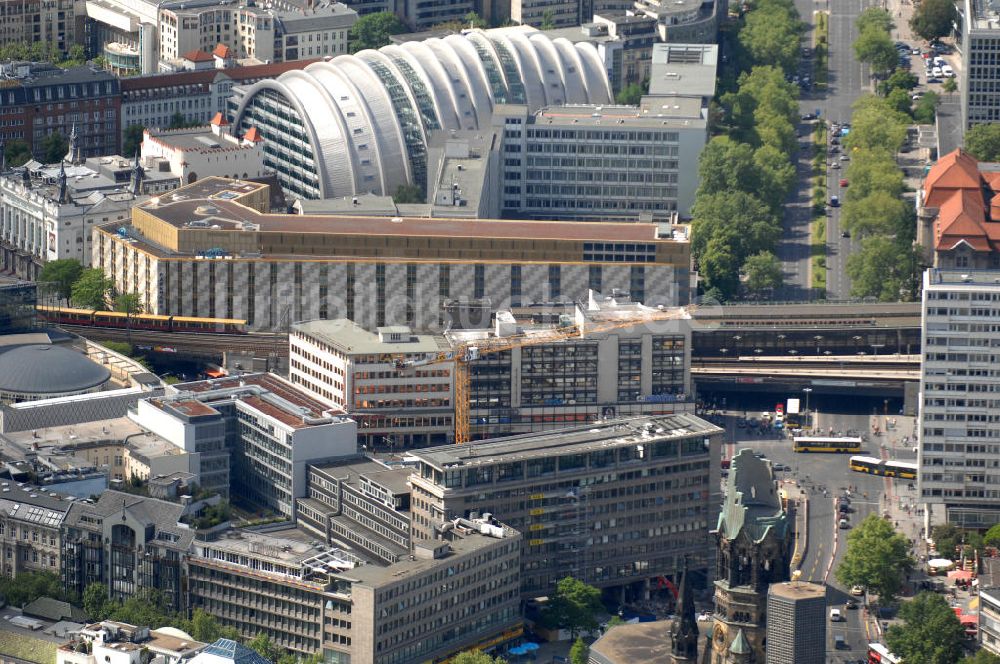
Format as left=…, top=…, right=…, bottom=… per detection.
left=205, top=369, right=227, bottom=378
left=928, top=558, right=955, bottom=569
left=960, top=615, right=978, bottom=625
left=948, top=569, right=973, bottom=581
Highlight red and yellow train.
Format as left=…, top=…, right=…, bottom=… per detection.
left=37, top=305, right=248, bottom=334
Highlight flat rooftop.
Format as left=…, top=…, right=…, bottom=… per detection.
left=136, top=177, right=673, bottom=243
left=310, top=456, right=412, bottom=496
left=768, top=581, right=827, bottom=601
left=648, top=43, right=719, bottom=99
left=534, top=100, right=705, bottom=127
left=412, top=413, right=720, bottom=469
left=145, top=126, right=251, bottom=153
left=2, top=417, right=142, bottom=454
left=589, top=618, right=713, bottom=664
left=293, top=319, right=449, bottom=355
left=926, top=268, right=1000, bottom=288
left=170, top=373, right=344, bottom=425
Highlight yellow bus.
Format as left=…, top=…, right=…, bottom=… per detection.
left=792, top=436, right=862, bottom=453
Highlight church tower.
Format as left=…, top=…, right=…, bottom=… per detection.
left=707, top=449, right=791, bottom=664
left=670, top=561, right=699, bottom=661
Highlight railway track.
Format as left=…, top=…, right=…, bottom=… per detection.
left=58, top=324, right=288, bottom=359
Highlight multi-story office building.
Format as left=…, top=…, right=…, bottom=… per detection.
left=918, top=269, right=1000, bottom=528
left=0, top=0, right=80, bottom=55
left=0, top=483, right=68, bottom=578
left=93, top=176, right=693, bottom=330
left=119, top=59, right=319, bottom=142
left=957, top=0, right=1000, bottom=129
left=61, top=490, right=193, bottom=612
left=980, top=560, right=1000, bottom=655
left=291, top=293, right=693, bottom=446
left=0, top=62, right=121, bottom=161
left=132, top=373, right=356, bottom=516
left=0, top=151, right=178, bottom=279
left=231, top=27, right=612, bottom=200
left=633, top=0, right=723, bottom=42
left=297, top=457, right=413, bottom=563
left=765, top=582, right=826, bottom=664
left=409, top=413, right=722, bottom=598
left=542, top=14, right=657, bottom=93
left=289, top=320, right=454, bottom=448
left=188, top=519, right=522, bottom=663
left=157, top=0, right=356, bottom=67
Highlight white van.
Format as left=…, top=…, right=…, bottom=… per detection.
left=830, top=608, right=843, bottom=622
left=933, top=56, right=945, bottom=67
left=932, top=67, right=943, bottom=78
left=942, top=65, right=955, bottom=77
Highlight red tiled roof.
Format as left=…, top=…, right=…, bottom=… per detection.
left=120, top=59, right=323, bottom=92
left=212, top=44, right=231, bottom=59
left=210, top=112, right=229, bottom=126
left=936, top=189, right=990, bottom=251
left=925, top=149, right=983, bottom=208
left=183, top=50, right=214, bottom=63
left=243, top=127, right=263, bottom=143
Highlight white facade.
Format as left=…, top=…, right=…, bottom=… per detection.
left=918, top=269, right=1000, bottom=529
left=140, top=123, right=268, bottom=184
left=958, top=0, right=1000, bottom=128
left=232, top=26, right=613, bottom=200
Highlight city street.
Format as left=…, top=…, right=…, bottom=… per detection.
left=722, top=410, right=920, bottom=661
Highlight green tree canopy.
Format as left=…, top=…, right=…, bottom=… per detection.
left=844, top=149, right=906, bottom=201
left=880, top=69, right=919, bottom=96
left=545, top=577, right=604, bottom=638
left=123, top=125, right=146, bottom=158
left=943, top=77, right=958, bottom=94
left=691, top=190, right=778, bottom=261
left=910, top=0, right=958, bottom=42
left=914, top=91, right=941, bottom=124
left=856, top=7, right=895, bottom=33
left=39, top=258, right=83, bottom=301
left=42, top=132, right=68, bottom=164
left=452, top=651, right=507, bottom=664
left=845, top=95, right=910, bottom=153
left=4, top=139, right=32, bottom=167
left=393, top=183, right=425, bottom=204
left=0, top=572, right=72, bottom=608
left=835, top=512, right=914, bottom=601
left=742, top=251, right=783, bottom=295
left=752, top=144, right=796, bottom=211
left=185, top=608, right=240, bottom=644
left=348, top=12, right=408, bottom=52
left=847, top=237, right=921, bottom=301
left=71, top=268, right=114, bottom=310
left=615, top=81, right=646, bottom=105
left=962, top=650, right=1000, bottom=664
left=569, top=637, right=589, bottom=664
left=842, top=190, right=912, bottom=238
left=853, top=25, right=899, bottom=77
left=964, top=123, right=1000, bottom=161
left=739, top=2, right=802, bottom=75
left=696, top=137, right=760, bottom=196
left=82, top=583, right=111, bottom=620
left=114, top=292, right=144, bottom=314
left=985, top=523, right=1000, bottom=548
left=886, top=592, right=965, bottom=664
left=248, top=634, right=282, bottom=662
left=886, top=88, right=913, bottom=116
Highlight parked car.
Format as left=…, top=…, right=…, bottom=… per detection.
left=839, top=178, right=849, bottom=187
left=942, top=64, right=955, bottom=77
left=831, top=161, right=841, bottom=169
left=830, top=608, right=844, bottom=622
left=830, top=195, right=840, bottom=207
left=841, top=230, right=850, bottom=238
left=845, top=600, right=858, bottom=610
left=850, top=585, right=865, bottom=596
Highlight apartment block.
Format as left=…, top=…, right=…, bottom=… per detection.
left=0, top=62, right=120, bottom=161
left=409, top=413, right=722, bottom=598
left=0, top=0, right=80, bottom=55
left=93, top=177, right=692, bottom=331
left=187, top=520, right=522, bottom=663
left=633, top=0, right=723, bottom=42
left=918, top=269, right=1000, bottom=528
left=132, top=373, right=356, bottom=516
left=0, top=483, right=68, bottom=578
left=61, top=490, right=194, bottom=612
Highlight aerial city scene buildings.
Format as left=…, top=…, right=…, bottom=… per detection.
left=2, top=0, right=1000, bottom=658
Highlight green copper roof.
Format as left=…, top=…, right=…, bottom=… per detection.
left=716, top=448, right=788, bottom=543
left=729, top=628, right=751, bottom=655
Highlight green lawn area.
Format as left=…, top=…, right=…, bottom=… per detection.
left=0, top=630, right=58, bottom=664
left=811, top=216, right=827, bottom=292
left=814, top=11, right=829, bottom=89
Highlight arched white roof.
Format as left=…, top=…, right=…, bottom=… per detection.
left=234, top=26, right=612, bottom=199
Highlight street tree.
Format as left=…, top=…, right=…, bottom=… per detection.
left=886, top=88, right=913, bottom=116
left=742, top=251, right=783, bottom=295
left=962, top=650, right=1000, bottom=664
left=0, top=572, right=69, bottom=607
left=71, top=268, right=114, bottom=310
left=910, top=0, right=958, bottom=42
left=913, top=91, right=941, bottom=124
left=835, top=512, right=915, bottom=601
left=696, top=137, right=760, bottom=197
left=739, top=5, right=802, bottom=75
left=755, top=108, right=797, bottom=155
left=845, top=95, right=910, bottom=153
left=880, top=69, right=919, bottom=96
left=114, top=292, right=143, bottom=315
left=699, top=240, right=742, bottom=302
left=842, top=190, right=912, bottom=238
left=943, top=77, right=958, bottom=94
left=348, top=12, right=407, bottom=52
left=615, top=81, right=646, bottom=105
left=847, top=237, right=921, bottom=302
left=753, top=144, right=797, bottom=211
left=845, top=149, right=906, bottom=201
left=569, top=638, right=588, bottom=664
left=546, top=577, right=604, bottom=638
left=451, top=651, right=507, bottom=664
left=691, top=190, right=778, bottom=262
left=38, top=258, right=83, bottom=302
left=185, top=608, right=239, bottom=643
left=886, top=592, right=965, bottom=664
left=965, top=123, right=1000, bottom=161
left=985, top=523, right=1000, bottom=548
left=248, top=634, right=282, bottom=663
left=83, top=582, right=111, bottom=620
left=856, top=7, right=895, bottom=34
left=853, top=26, right=899, bottom=77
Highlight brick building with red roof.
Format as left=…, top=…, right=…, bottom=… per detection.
left=918, top=149, right=1000, bottom=269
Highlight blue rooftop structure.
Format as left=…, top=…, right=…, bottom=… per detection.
left=191, top=639, right=272, bottom=664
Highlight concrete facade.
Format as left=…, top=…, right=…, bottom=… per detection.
left=764, top=582, right=826, bottom=664
left=958, top=0, right=1000, bottom=129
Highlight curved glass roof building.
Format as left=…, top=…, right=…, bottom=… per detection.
left=233, top=27, right=613, bottom=200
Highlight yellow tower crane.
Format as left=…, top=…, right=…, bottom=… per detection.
left=396, top=306, right=693, bottom=443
